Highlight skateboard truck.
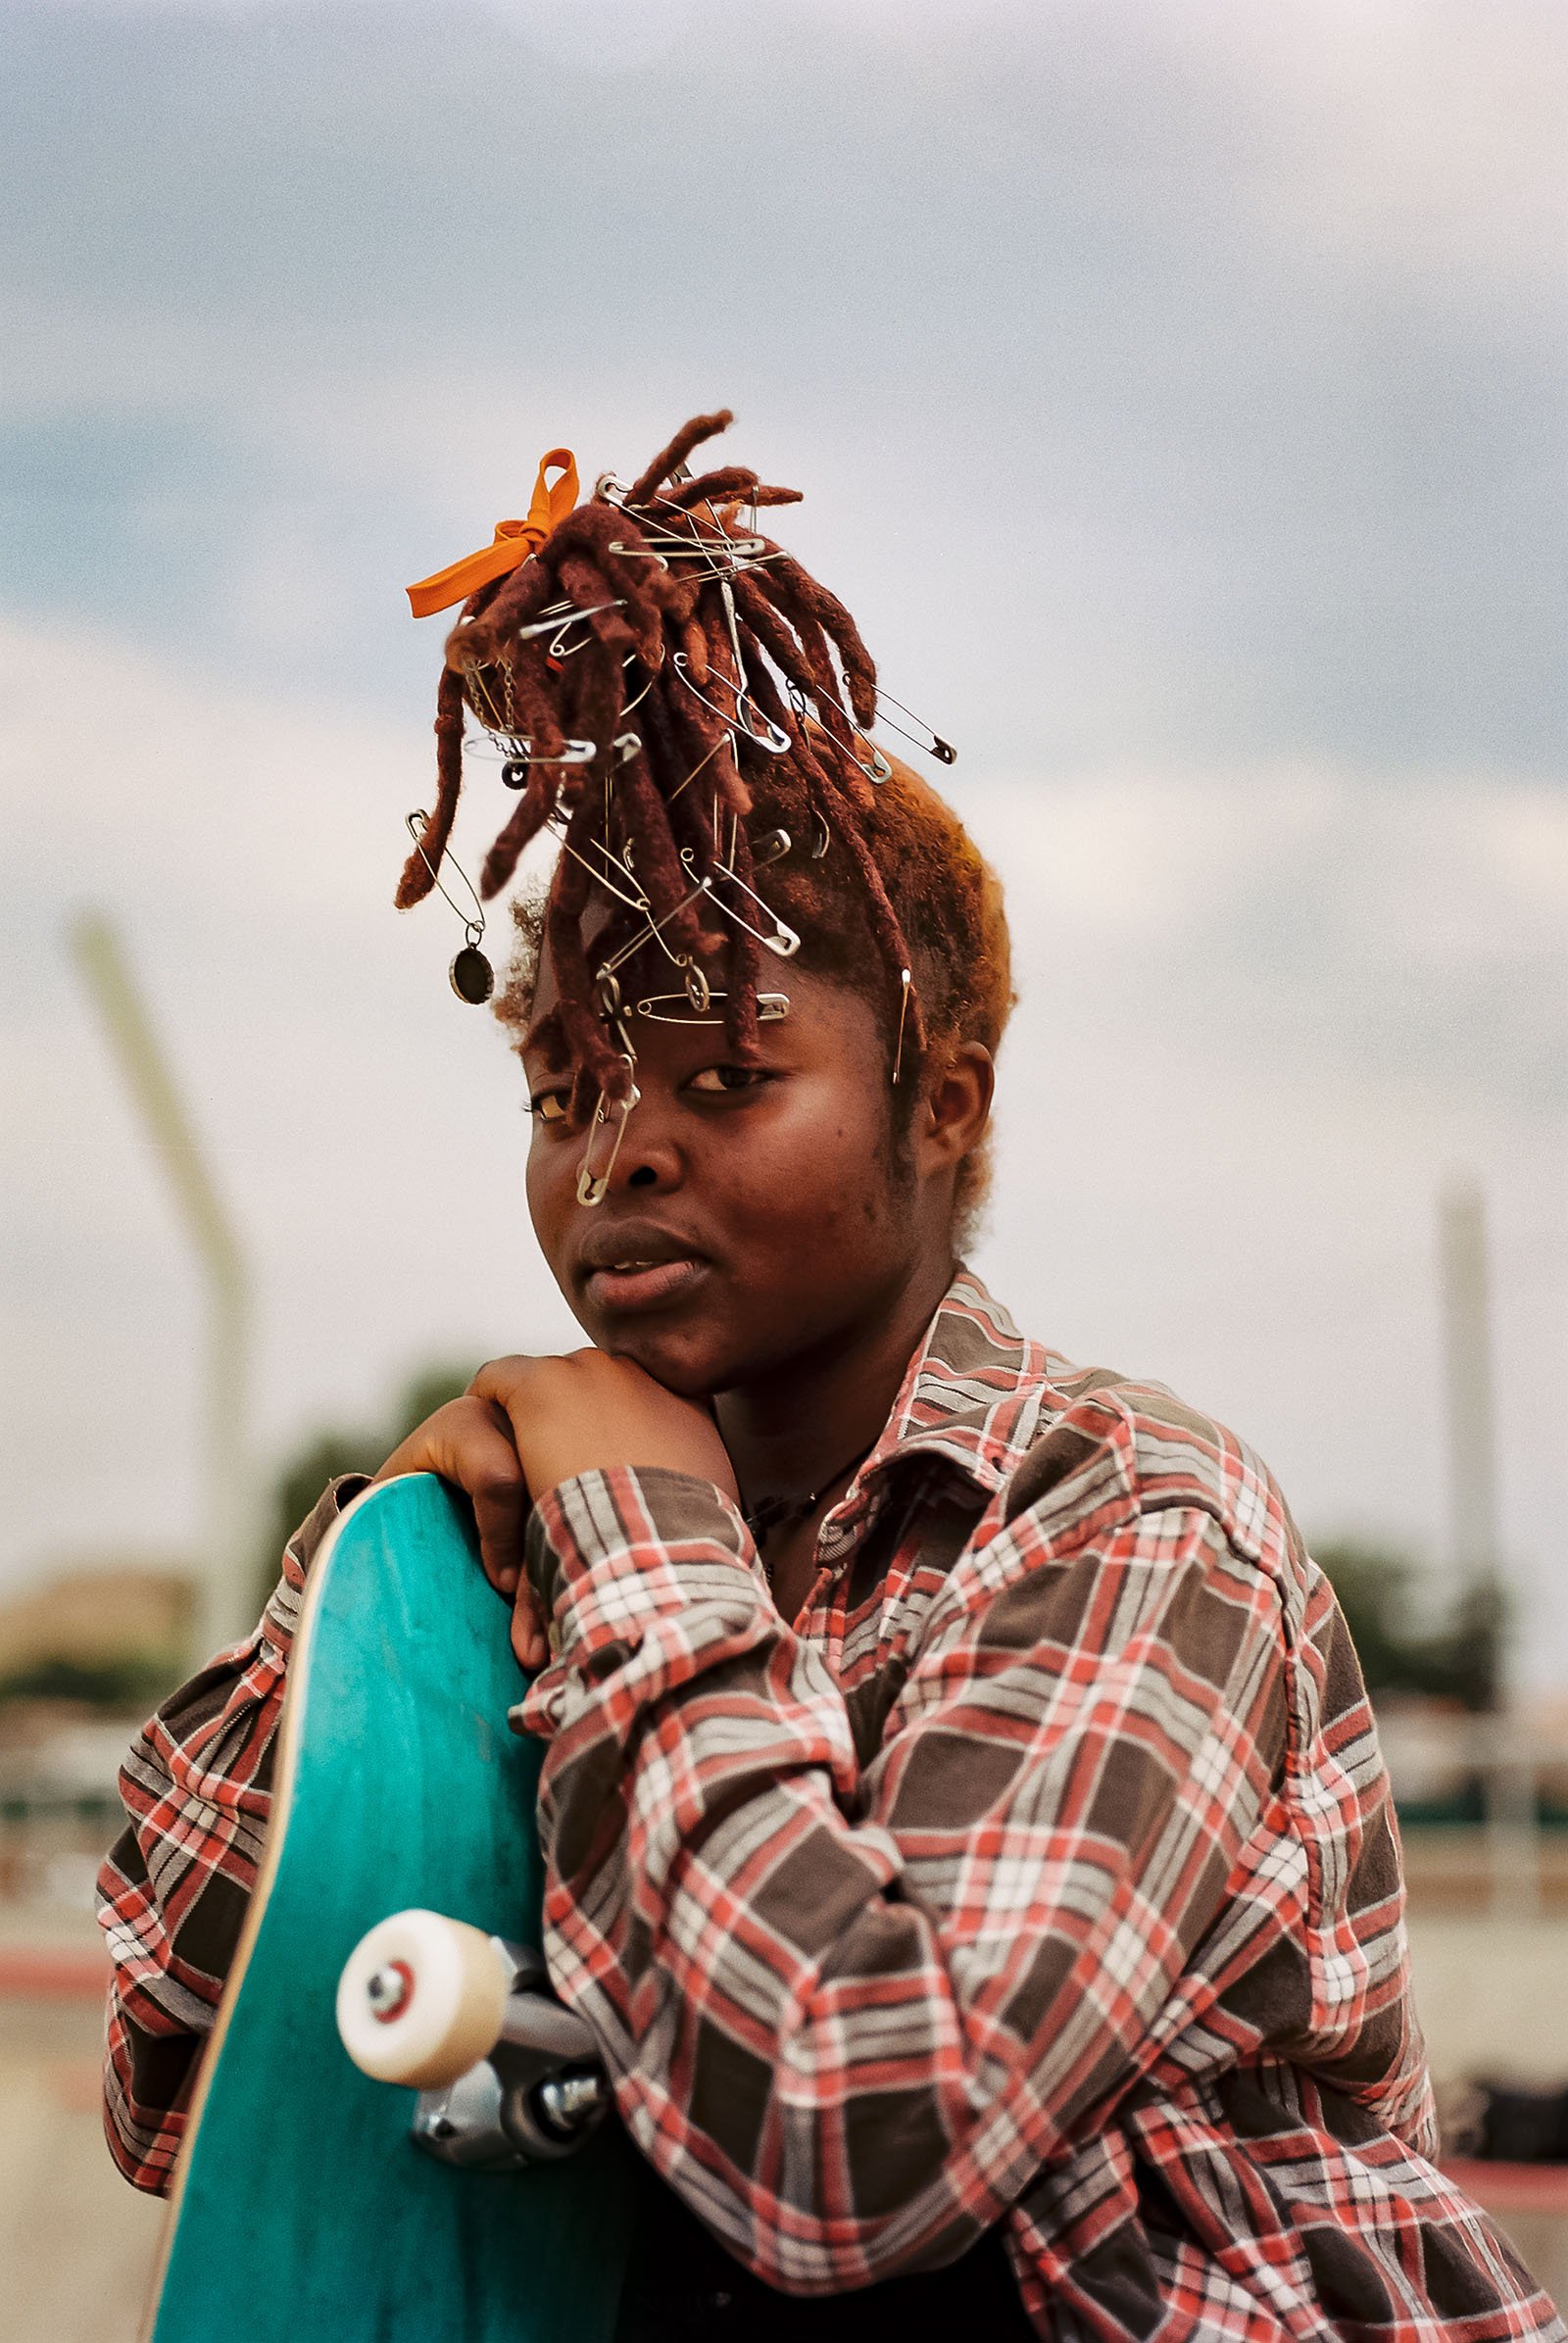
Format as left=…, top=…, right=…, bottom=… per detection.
left=408, top=1942, right=610, bottom=2169
left=337, top=1910, right=611, bottom=2170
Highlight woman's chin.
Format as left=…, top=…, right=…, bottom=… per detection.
left=595, top=1321, right=733, bottom=1402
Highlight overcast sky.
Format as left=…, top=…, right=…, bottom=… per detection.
left=4, top=1, right=1565, bottom=1683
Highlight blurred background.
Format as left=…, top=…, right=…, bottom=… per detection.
left=3, top=0, right=1565, bottom=2332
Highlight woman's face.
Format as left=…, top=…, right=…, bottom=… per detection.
left=522, top=952, right=951, bottom=1398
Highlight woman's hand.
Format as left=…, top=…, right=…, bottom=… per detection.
left=373, top=1350, right=737, bottom=1670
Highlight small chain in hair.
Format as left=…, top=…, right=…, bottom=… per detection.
left=398, top=411, right=927, bottom=1106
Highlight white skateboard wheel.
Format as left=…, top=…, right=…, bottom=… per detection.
left=336, top=1909, right=511, bottom=2090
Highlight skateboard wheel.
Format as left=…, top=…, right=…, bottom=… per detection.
left=336, top=1910, right=511, bottom=2090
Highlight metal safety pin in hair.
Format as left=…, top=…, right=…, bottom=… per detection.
left=463, top=730, right=597, bottom=770
left=404, top=809, right=485, bottom=936
left=513, top=597, right=627, bottom=643
left=593, top=870, right=713, bottom=983
left=560, top=834, right=649, bottom=917
left=608, top=531, right=770, bottom=564
left=575, top=1064, right=642, bottom=1207
left=678, top=847, right=801, bottom=959
left=630, top=479, right=770, bottom=585
left=873, top=690, right=957, bottom=766
left=618, top=659, right=659, bottom=719
left=786, top=681, right=893, bottom=785
left=633, top=991, right=791, bottom=1026
left=591, top=970, right=639, bottom=1062
left=671, top=653, right=791, bottom=756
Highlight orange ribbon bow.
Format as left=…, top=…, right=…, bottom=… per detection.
left=405, top=447, right=580, bottom=619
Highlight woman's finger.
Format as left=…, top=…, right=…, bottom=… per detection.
left=460, top=1410, right=533, bottom=1593
left=511, top=1586, right=549, bottom=1673
left=375, top=1394, right=531, bottom=1594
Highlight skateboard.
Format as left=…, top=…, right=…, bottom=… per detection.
left=144, top=1472, right=638, bottom=2343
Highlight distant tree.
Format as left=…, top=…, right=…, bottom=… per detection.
left=1313, top=1539, right=1504, bottom=1713
left=254, top=1363, right=472, bottom=1615
left=0, top=1651, right=180, bottom=1710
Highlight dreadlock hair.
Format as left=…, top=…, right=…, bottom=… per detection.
left=401, top=409, right=1014, bottom=1241
left=499, top=749, right=1013, bottom=1247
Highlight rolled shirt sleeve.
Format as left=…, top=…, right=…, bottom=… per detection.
left=96, top=1475, right=367, bottom=2191
left=516, top=1457, right=1290, bottom=2294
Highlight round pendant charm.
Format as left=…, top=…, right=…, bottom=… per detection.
left=449, top=945, right=495, bottom=1005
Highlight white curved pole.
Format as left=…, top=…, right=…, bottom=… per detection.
left=72, top=910, right=254, bottom=1668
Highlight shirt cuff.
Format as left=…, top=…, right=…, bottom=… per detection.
left=517, top=1467, right=767, bottom=1733
left=262, top=1472, right=369, bottom=1653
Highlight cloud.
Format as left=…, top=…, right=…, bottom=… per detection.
left=2, top=1, right=1563, bottom=776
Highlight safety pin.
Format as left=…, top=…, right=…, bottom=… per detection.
left=514, top=598, right=626, bottom=644
left=892, top=970, right=913, bottom=1084
left=587, top=830, right=646, bottom=890
left=598, top=468, right=774, bottom=582
left=786, top=683, right=892, bottom=784
left=633, top=483, right=765, bottom=583
left=633, top=991, right=791, bottom=1026
left=664, top=728, right=728, bottom=807
left=517, top=737, right=599, bottom=765
left=404, top=810, right=486, bottom=945
left=547, top=611, right=603, bottom=660
left=604, top=540, right=669, bottom=568
left=594, top=873, right=711, bottom=982
left=680, top=848, right=801, bottom=958
left=462, top=726, right=528, bottom=763
left=714, top=869, right=800, bottom=956
left=679, top=956, right=710, bottom=1013
left=598, top=473, right=706, bottom=543
left=610, top=532, right=768, bottom=564
left=619, top=661, right=658, bottom=719
left=591, top=971, right=640, bottom=1062
left=656, top=537, right=787, bottom=583
left=607, top=526, right=766, bottom=563
left=464, top=729, right=597, bottom=767
left=672, top=654, right=791, bottom=756
left=716, top=570, right=748, bottom=682
left=561, top=836, right=648, bottom=916
left=874, top=691, right=956, bottom=766
left=691, top=535, right=769, bottom=563
left=576, top=1064, right=641, bottom=1206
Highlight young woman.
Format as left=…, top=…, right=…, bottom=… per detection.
left=98, top=415, right=1561, bottom=2340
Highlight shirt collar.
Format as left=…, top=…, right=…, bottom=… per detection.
left=851, top=1267, right=1051, bottom=1503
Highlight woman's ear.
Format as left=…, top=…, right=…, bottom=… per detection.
left=915, top=1042, right=995, bottom=1177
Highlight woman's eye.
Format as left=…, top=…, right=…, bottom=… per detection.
left=686, top=1064, right=767, bottom=1097
left=528, top=1089, right=569, bottom=1123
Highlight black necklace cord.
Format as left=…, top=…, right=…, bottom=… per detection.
left=741, top=1440, right=879, bottom=1548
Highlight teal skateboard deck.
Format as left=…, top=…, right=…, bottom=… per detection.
left=145, top=1473, right=637, bottom=2342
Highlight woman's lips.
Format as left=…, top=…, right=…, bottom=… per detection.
left=584, top=1256, right=707, bottom=1315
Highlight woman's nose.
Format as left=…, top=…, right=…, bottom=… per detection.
left=599, top=1093, right=682, bottom=1198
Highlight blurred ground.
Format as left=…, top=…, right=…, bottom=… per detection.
left=1, top=1902, right=161, bottom=2343
left=4, top=1874, right=1564, bottom=2337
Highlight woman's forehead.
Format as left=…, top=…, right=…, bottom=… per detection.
left=524, top=932, right=879, bottom=1064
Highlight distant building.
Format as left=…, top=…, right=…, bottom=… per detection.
left=0, top=1557, right=193, bottom=1706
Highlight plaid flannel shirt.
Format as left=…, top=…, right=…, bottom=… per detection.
left=99, top=1273, right=1562, bottom=2339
